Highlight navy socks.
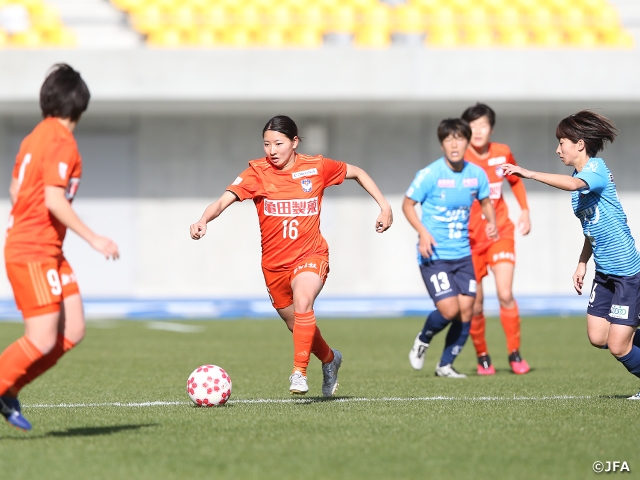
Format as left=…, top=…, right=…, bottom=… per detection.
left=419, top=310, right=449, bottom=344
left=617, top=345, right=640, bottom=379
left=440, top=321, right=471, bottom=367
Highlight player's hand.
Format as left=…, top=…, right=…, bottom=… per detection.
left=90, top=235, right=119, bottom=260
left=518, top=210, right=531, bottom=236
left=573, top=262, right=587, bottom=295
left=190, top=221, right=207, bottom=240
left=485, top=222, right=498, bottom=240
left=418, top=230, right=437, bottom=258
left=375, top=206, right=393, bottom=233
left=501, top=164, right=533, bottom=179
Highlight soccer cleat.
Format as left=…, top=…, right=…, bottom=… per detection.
left=408, top=333, right=430, bottom=370
left=477, top=354, right=496, bottom=376
left=508, top=350, right=531, bottom=375
left=0, top=396, right=31, bottom=431
left=289, top=371, right=309, bottom=395
left=628, top=390, right=640, bottom=400
left=321, top=349, right=342, bottom=397
left=435, top=364, right=467, bottom=378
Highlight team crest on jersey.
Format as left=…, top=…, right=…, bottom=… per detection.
left=301, top=179, right=312, bottom=193
left=437, top=179, right=455, bottom=188
left=463, top=178, right=478, bottom=187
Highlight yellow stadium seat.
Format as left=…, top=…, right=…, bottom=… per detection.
left=409, top=0, right=442, bottom=14
left=531, top=27, right=565, bottom=46
left=268, top=4, right=294, bottom=29
left=351, top=0, right=379, bottom=11
left=290, top=28, right=323, bottom=47
left=221, top=26, right=255, bottom=46
left=355, top=26, right=390, bottom=47
left=461, top=6, right=489, bottom=32
left=567, top=28, right=598, bottom=47
left=171, top=5, right=195, bottom=30
left=464, top=26, right=495, bottom=47
left=186, top=27, right=222, bottom=46
left=10, top=28, right=43, bottom=47
left=327, top=4, right=357, bottom=34
left=513, top=0, right=538, bottom=13
left=427, top=6, right=456, bottom=30
left=45, top=25, right=76, bottom=47
left=111, top=0, right=146, bottom=13
left=361, top=4, right=391, bottom=31
left=602, top=29, right=634, bottom=48
left=257, top=27, right=291, bottom=47
left=497, top=27, right=530, bottom=47
left=561, top=6, right=587, bottom=35
left=449, top=0, right=473, bottom=11
left=393, top=4, right=426, bottom=34
left=581, top=0, right=608, bottom=13
left=31, top=4, right=63, bottom=35
left=202, top=4, right=230, bottom=29
left=300, top=4, right=326, bottom=32
left=238, top=4, right=263, bottom=33
left=0, top=29, right=8, bottom=48
left=482, top=0, right=507, bottom=13
left=427, top=26, right=460, bottom=47
left=131, top=5, right=165, bottom=35
left=542, top=0, right=572, bottom=12
left=147, top=27, right=184, bottom=47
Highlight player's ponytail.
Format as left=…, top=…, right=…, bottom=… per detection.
left=263, top=115, right=300, bottom=142
left=555, top=110, right=617, bottom=158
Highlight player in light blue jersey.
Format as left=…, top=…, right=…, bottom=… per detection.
left=503, top=110, right=640, bottom=399
left=405, top=119, right=497, bottom=378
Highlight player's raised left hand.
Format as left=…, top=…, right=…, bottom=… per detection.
left=375, top=207, right=393, bottom=233
left=190, top=221, right=207, bottom=239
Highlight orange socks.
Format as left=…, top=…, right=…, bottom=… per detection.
left=9, top=334, right=75, bottom=396
left=470, top=313, right=488, bottom=356
left=0, top=336, right=44, bottom=397
left=500, top=303, right=521, bottom=353
left=311, top=327, right=334, bottom=365
left=293, top=311, right=317, bottom=376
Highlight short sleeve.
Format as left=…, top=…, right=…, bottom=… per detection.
left=575, top=159, right=607, bottom=195
left=322, top=158, right=347, bottom=187
left=406, top=168, right=431, bottom=203
left=226, top=166, right=262, bottom=201
left=477, top=168, right=491, bottom=201
left=42, top=137, right=81, bottom=188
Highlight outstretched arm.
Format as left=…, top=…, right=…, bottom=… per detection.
left=44, top=186, right=119, bottom=260
left=345, top=164, right=393, bottom=233
left=402, top=196, right=437, bottom=258
left=479, top=197, right=498, bottom=240
left=190, top=191, right=238, bottom=240
left=573, top=237, right=593, bottom=295
left=501, top=164, right=586, bottom=191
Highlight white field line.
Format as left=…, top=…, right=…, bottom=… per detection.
left=24, top=395, right=593, bottom=409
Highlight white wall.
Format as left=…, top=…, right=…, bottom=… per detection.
left=1, top=191, right=634, bottom=300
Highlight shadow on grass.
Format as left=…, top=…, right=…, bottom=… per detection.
left=0, top=423, right=158, bottom=440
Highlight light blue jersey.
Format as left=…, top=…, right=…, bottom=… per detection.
left=407, top=157, right=490, bottom=262
left=572, top=157, right=640, bottom=276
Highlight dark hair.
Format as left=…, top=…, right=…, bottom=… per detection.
left=262, top=115, right=299, bottom=141
left=555, top=110, right=617, bottom=158
left=461, top=103, right=496, bottom=127
left=437, top=118, right=472, bottom=143
left=40, top=63, right=90, bottom=122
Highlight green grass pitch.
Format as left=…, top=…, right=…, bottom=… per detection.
left=0, top=315, right=638, bottom=479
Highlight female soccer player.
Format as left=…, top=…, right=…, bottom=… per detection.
left=502, top=110, right=640, bottom=399
left=190, top=115, right=392, bottom=396
left=0, top=64, right=120, bottom=430
left=407, top=119, right=497, bottom=378
left=461, top=103, right=531, bottom=375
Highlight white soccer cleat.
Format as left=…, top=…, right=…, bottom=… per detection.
left=408, top=333, right=429, bottom=370
left=289, top=371, right=309, bottom=395
left=627, top=390, right=640, bottom=400
left=321, top=349, right=342, bottom=397
left=435, top=364, right=467, bottom=378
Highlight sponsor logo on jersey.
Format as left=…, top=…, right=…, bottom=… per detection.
left=433, top=206, right=469, bottom=223
left=610, top=304, right=629, bottom=320
left=437, top=179, right=456, bottom=188
left=293, top=262, right=318, bottom=275
left=584, top=160, right=599, bottom=172
left=469, top=279, right=476, bottom=293
left=232, top=176, right=243, bottom=185
left=292, top=168, right=318, bottom=179
left=65, top=178, right=80, bottom=200
left=406, top=186, right=415, bottom=197
left=492, top=251, right=515, bottom=263
left=495, top=166, right=504, bottom=178
left=463, top=178, right=478, bottom=187
left=58, top=162, right=68, bottom=180
left=489, top=182, right=503, bottom=200
left=577, top=206, right=600, bottom=225
left=488, top=156, right=507, bottom=166
left=264, top=197, right=318, bottom=216
left=301, top=179, right=312, bottom=193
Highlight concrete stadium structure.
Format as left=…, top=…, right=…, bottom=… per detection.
left=1, top=48, right=639, bottom=316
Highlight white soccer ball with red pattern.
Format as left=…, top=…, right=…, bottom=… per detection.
left=186, top=365, right=232, bottom=407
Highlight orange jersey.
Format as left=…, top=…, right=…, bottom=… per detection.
left=5, top=118, right=82, bottom=262
left=466, top=143, right=529, bottom=250
left=226, top=154, right=347, bottom=271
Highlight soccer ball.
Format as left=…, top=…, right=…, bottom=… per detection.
left=186, top=364, right=232, bottom=407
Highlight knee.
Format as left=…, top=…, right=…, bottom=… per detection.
left=293, top=298, right=314, bottom=313
left=439, top=307, right=460, bottom=322
left=609, top=342, right=631, bottom=358
left=497, top=292, right=515, bottom=309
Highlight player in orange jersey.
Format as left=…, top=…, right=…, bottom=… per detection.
left=0, top=64, right=119, bottom=431
left=190, top=115, right=392, bottom=396
left=461, top=103, right=531, bottom=375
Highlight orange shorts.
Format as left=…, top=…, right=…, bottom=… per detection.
left=6, top=257, right=80, bottom=318
left=472, top=238, right=515, bottom=281
left=262, top=256, right=330, bottom=309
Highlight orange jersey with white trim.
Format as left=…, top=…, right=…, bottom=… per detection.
left=226, top=154, right=347, bottom=271
left=466, top=143, right=529, bottom=250
left=5, top=118, right=82, bottom=262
